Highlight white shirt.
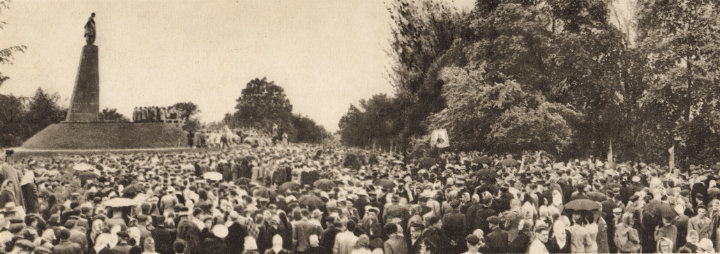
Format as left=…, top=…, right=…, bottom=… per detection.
left=528, top=239, right=549, bottom=254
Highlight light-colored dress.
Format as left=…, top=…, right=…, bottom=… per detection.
left=583, top=223, right=599, bottom=253
left=351, top=248, right=372, bottom=254
left=527, top=238, right=549, bottom=254
left=568, top=224, right=591, bottom=253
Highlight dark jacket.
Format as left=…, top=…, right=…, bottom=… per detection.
left=384, top=204, right=410, bottom=222
left=257, top=223, right=279, bottom=253
left=51, top=240, right=83, bottom=254
left=21, top=182, right=40, bottom=213
left=293, top=219, right=323, bottom=252
left=227, top=222, right=249, bottom=254
left=443, top=209, right=466, bottom=239
left=305, top=246, right=326, bottom=254
left=320, top=226, right=340, bottom=253
left=202, top=236, right=229, bottom=254
left=485, top=228, right=508, bottom=254
left=384, top=235, right=408, bottom=254
left=104, top=242, right=134, bottom=254
left=419, top=226, right=449, bottom=252
left=508, top=231, right=531, bottom=254
left=263, top=249, right=291, bottom=254
left=152, top=226, right=177, bottom=254
left=546, top=230, right=572, bottom=253
left=177, top=218, right=202, bottom=254
left=68, top=229, right=89, bottom=254
left=678, top=242, right=697, bottom=253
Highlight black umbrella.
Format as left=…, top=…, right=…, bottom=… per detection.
left=652, top=203, right=678, bottom=220
left=234, top=177, right=251, bottom=186
left=313, top=179, right=336, bottom=191
left=474, top=156, right=492, bottom=165
left=122, top=184, right=143, bottom=195
left=587, top=192, right=606, bottom=202
left=78, top=171, right=100, bottom=182
left=298, top=194, right=325, bottom=210
left=375, top=179, right=396, bottom=189
left=564, top=198, right=601, bottom=211
left=476, top=168, right=498, bottom=181
left=501, top=158, right=519, bottom=167
left=278, top=182, right=300, bottom=193
left=252, top=187, right=276, bottom=199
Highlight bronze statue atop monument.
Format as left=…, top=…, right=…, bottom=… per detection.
left=84, top=13, right=96, bottom=45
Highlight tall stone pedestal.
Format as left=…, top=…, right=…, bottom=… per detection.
left=66, top=45, right=99, bottom=122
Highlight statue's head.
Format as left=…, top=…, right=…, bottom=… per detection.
left=91, top=12, right=96, bottom=18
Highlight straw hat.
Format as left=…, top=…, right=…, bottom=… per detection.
left=212, top=224, right=229, bottom=238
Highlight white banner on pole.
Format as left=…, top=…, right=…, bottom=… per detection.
left=430, top=129, right=450, bottom=148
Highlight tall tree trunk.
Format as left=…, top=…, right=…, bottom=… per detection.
left=607, top=140, right=614, bottom=170
left=390, top=140, right=394, bottom=155
left=669, top=144, right=675, bottom=173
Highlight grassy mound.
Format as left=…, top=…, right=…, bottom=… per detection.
left=21, top=122, right=187, bottom=150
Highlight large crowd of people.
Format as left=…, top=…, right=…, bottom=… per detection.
left=0, top=142, right=718, bottom=254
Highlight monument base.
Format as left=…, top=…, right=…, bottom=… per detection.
left=21, top=122, right=187, bottom=150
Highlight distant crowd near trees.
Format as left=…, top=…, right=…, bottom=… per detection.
left=338, top=0, right=720, bottom=169
left=223, top=77, right=331, bottom=145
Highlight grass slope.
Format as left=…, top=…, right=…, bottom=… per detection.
left=22, top=122, right=187, bottom=149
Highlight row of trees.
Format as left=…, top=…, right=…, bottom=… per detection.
left=224, top=77, right=331, bottom=144
left=339, top=0, right=720, bottom=167
left=0, top=89, right=67, bottom=147
left=0, top=87, right=206, bottom=147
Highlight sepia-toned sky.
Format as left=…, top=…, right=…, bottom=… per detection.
left=0, top=0, right=474, bottom=131
left=0, top=0, right=635, bottom=132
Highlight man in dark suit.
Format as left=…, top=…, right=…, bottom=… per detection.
left=469, top=192, right=497, bottom=235
left=383, top=223, right=408, bottom=254
left=419, top=216, right=449, bottom=252
left=176, top=208, right=201, bottom=254
left=202, top=225, right=229, bottom=254
left=508, top=221, right=532, bottom=254
left=226, top=212, right=248, bottom=254
left=320, top=217, right=341, bottom=253
left=51, top=228, right=83, bottom=254
left=384, top=195, right=409, bottom=224
left=151, top=217, right=176, bottom=254
left=443, top=200, right=467, bottom=253
left=485, top=216, right=508, bottom=254
left=293, top=209, right=323, bottom=254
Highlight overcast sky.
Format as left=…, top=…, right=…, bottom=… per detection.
left=0, top=0, right=474, bottom=131
left=0, top=0, right=635, bottom=132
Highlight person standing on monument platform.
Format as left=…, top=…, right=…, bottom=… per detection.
left=155, top=106, right=162, bottom=122
left=160, top=107, right=167, bottom=122
left=187, top=131, right=195, bottom=148
left=170, top=106, right=178, bottom=120
left=141, top=107, right=148, bottom=122
left=149, top=107, right=156, bottom=122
